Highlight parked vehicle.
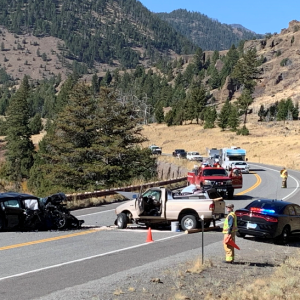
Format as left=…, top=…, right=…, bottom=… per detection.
left=149, top=144, right=162, bottom=155
left=187, top=165, right=243, bottom=198
left=236, top=199, right=300, bottom=244
left=115, top=187, right=225, bottom=230
left=231, top=161, right=250, bottom=174
left=172, top=149, right=187, bottom=158
left=221, top=146, right=247, bottom=171
left=0, top=192, right=84, bottom=231
left=208, top=148, right=221, bottom=159
left=186, top=151, right=203, bottom=161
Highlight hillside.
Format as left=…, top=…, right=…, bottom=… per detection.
left=142, top=114, right=300, bottom=171
left=156, top=9, right=263, bottom=51
left=0, top=0, right=196, bottom=75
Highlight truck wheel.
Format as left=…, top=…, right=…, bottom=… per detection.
left=180, top=215, right=197, bottom=231
left=117, top=213, right=128, bottom=229
left=204, top=220, right=211, bottom=228
left=228, top=190, right=234, bottom=199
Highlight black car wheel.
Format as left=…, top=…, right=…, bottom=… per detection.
left=180, top=215, right=198, bottom=231
left=117, top=213, right=128, bottom=229
left=0, top=216, right=5, bottom=231
left=275, top=226, right=290, bottom=244
left=55, top=212, right=67, bottom=229
left=281, top=226, right=290, bottom=244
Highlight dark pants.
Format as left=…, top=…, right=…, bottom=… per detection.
left=282, top=178, right=287, bottom=188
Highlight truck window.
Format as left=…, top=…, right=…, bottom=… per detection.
left=203, top=169, right=227, bottom=176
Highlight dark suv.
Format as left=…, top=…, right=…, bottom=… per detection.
left=172, top=149, right=187, bottom=158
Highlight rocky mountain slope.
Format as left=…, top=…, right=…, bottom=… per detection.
left=156, top=9, right=263, bottom=51
left=209, top=20, right=300, bottom=112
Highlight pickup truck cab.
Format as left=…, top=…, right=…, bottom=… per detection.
left=187, top=151, right=203, bottom=162
left=187, top=166, right=243, bottom=198
left=115, top=187, right=225, bottom=231
left=172, top=149, right=187, bottom=158
left=149, top=145, right=162, bottom=155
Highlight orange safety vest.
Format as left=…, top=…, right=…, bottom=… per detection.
left=222, top=212, right=237, bottom=234
left=280, top=170, right=288, bottom=179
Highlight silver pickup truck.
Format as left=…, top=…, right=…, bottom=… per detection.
left=115, top=187, right=225, bottom=231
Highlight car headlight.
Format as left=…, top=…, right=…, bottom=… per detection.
left=203, top=180, right=211, bottom=185
left=226, top=180, right=232, bottom=185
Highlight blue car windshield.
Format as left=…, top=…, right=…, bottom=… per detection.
left=245, top=200, right=285, bottom=214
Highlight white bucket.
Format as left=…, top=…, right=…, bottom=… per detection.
left=171, top=221, right=180, bottom=232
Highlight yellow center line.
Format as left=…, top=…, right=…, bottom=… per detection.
left=236, top=172, right=262, bottom=196
left=0, top=229, right=98, bottom=251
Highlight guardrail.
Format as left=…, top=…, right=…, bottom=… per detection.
left=66, top=176, right=187, bottom=201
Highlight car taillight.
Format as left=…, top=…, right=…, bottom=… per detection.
left=263, top=215, right=278, bottom=223
left=209, top=203, right=215, bottom=211
left=235, top=211, right=249, bottom=217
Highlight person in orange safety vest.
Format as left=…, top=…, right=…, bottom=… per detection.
left=222, top=203, right=237, bottom=264
left=280, top=167, right=288, bottom=188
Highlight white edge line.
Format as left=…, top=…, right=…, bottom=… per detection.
left=0, top=233, right=185, bottom=282
left=251, top=164, right=299, bottom=200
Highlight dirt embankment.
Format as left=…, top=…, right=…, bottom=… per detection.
left=142, top=116, right=300, bottom=171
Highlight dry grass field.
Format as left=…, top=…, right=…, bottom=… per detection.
left=142, top=116, right=300, bottom=171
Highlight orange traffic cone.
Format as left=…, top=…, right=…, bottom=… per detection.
left=146, top=227, right=154, bottom=243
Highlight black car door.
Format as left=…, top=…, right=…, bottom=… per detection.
left=2, top=199, right=24, bottom=229
left=284, top=205, right=299, bottom=233
left=292, top=205, right=300, bottom=233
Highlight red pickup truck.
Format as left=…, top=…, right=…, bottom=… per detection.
left=187, top=166, right=243, bottom=198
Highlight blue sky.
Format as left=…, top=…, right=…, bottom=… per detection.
left=139, top=0, right=300, bottom=34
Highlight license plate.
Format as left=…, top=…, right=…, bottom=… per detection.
left=247, top=223, right=257, bottom=229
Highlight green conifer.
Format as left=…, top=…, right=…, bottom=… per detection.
left=4, top=75, right=34, bottom=188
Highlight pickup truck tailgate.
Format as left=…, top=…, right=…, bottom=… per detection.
left=213, top=198, right=225, bottom=215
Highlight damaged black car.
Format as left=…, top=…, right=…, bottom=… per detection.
left=0, top=192, right=84, bottom=231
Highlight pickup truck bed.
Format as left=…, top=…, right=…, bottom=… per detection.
left=115, top=187, right=225, bottom=231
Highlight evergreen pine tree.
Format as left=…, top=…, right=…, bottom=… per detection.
left=204, top=107, right=217, bottom=129
left=231, top=48, right=261, bottom=93
left=4, top=75, right=34, bottom=188
left=236, top=89, right=254, bottom=125
left=91, top=73, right=100, bottom=94
left=155, top=104, right=164, bottom=124
left=217, top=99, right=231, bottom=130
left=227, top=105, right=240, bottom=131
left=28, top=85, right=153, bottom=194
left=29, top=113, right=43, bottom=134
left=258, top=104, right=266, bottom=121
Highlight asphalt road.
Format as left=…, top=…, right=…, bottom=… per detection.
left=0, top=163, right=299, bottom=300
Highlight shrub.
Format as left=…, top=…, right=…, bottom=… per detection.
left=236, top=125, right=249, bottom=136
left=280, top=58, right=289, bottom=67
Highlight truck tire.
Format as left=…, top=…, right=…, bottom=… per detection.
left=204, top=220, right=211, bottom=228
left=117, top=213, right=128, bottom=229
left=180, top=215, right=198, bottom=231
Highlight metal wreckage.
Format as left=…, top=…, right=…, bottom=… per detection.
left=0, top=192, right=84, bottom=231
